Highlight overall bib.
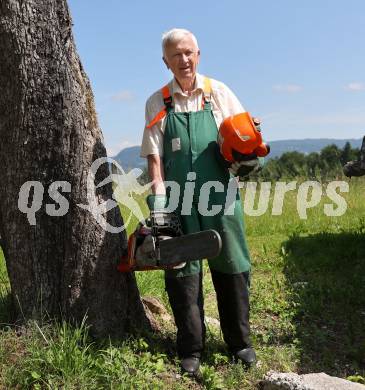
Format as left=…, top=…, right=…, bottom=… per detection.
left=149, top=77, right=252, bottom=357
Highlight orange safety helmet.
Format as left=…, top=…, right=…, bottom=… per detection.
left=218, top=112, right=269, bottom=163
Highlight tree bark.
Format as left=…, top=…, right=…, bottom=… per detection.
left=0, top=0, right=149, bottom=337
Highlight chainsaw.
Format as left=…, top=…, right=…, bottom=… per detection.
left=117, top=210, right=222, bottom=272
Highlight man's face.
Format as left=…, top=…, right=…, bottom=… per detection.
left=163, top=35, right=200, bottom=84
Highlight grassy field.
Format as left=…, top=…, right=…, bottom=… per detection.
left=0, top=178, right=364, bottom=389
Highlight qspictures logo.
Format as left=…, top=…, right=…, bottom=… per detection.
left=17, top=158, right=349, bottom=233
left=18, top=158, right=152, bottom=233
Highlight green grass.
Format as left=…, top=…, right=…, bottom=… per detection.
left=245, top=178, right=365, bottom=377
left=0, top=178, right=364, bottom=389
left=0, top=248, right=12, bottom=325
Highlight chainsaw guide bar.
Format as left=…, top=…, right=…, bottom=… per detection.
left=158, top=229, right=222, bottom=265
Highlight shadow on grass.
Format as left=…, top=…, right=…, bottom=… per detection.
left=283, top=231, right=365, bottom=376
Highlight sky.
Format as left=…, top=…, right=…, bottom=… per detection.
left=68, top=0, right=365, bottom=156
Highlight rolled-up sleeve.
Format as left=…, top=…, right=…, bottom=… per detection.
left=140, top=96, right=164, bottom=158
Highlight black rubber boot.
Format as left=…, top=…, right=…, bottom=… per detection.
left=180, top=356, right=200, bottom=375
left=210, top=270, right=252, bottom=352
left=235, top=347, right=256, bottom=367
left=165, top=272, right=205, bottom=358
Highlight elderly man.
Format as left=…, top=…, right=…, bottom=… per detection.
left=140, top=28, right=257, bottom=375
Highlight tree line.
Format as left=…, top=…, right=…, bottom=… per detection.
left=257, top=142, right=360, bottom=181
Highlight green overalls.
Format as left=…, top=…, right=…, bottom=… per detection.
left=160, top=79, right=251, bottom=278
left=148, top=77, right=252, bottom=357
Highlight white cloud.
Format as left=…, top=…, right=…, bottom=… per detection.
left=272, top=84, right=303, bottom=93
left=345, top=82, right=365, bottom=91
left=111, top=90, right=135, bottom=101
left=106, top=140, right=139, bottom=157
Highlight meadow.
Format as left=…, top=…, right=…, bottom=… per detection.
left=0, top=178, right=364, bottom=389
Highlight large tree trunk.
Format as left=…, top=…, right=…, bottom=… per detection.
left=0, top=0, right=149, bottom=337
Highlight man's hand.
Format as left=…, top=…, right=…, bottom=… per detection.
left=147, top=154, right=166, bottom=194
left=229, top=158, right=263, bottom=179
left=229, top=117, right=264, bottom=180
left=146, top=194, right=183, bottom=237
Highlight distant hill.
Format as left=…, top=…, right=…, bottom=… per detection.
left=112, top=138, right=363, bottom=170
left=267, top=138, right=362, bottom=159
left=113, top=146, right=145, bottom=170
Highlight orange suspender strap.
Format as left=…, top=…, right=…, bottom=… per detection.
left=161, top=84, right=171, bottom=101
left=146, top=84, right=171, bottom=129
left=201, top=76, right=212, bottom=108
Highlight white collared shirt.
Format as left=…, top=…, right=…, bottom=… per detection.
left=140, top=73, right=245, bottom=157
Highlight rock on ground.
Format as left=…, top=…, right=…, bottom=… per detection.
left=260, top=371, right=365, bottom=390
left=141, top=296, right=172, bottom=326
left=142, top=296, right=167, bottom=314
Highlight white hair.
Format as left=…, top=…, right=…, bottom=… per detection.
left=162, top=28, right=199, bottom=56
